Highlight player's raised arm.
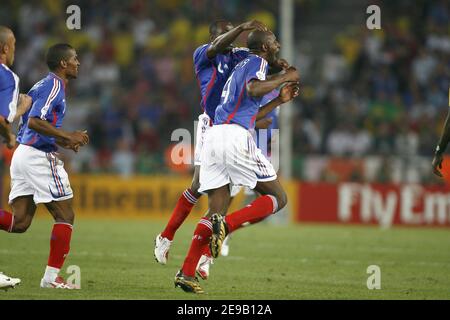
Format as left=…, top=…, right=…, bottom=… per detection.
left=207, top=20, right=267, bottom=59
left=432, top=109, right=450, bottom=177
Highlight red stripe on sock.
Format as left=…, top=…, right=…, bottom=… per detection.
left=161, top=189, right=200, bottom=240
left=181, top=218, right=212, bottom=277
left=0, top=210, right=13, bottom=232
left=225, top=195, right=275, bottom=233
left=48, top=223, right=73, bottom=269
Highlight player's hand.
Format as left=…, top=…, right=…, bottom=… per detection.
left=279, top=82, right=300, bottom=103
left=432, top=153, right=444, bottom=177
left=68, top=130, right=89, bottom=147
left=283, top=67, right=300, bottom=82
left=240, top=20, right=268, bottom=32
left=5, top=133, right=16, bottom=149
left=19, top=94, right=32, bottom=111
left=274, top=58, right=290, bottom=70
left=255, top=117, right=273, bottom=129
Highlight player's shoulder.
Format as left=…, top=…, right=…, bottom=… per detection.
left=193, top=43, right=210, bottom=58
left=0, top=64, right=16, bottom=83
left=29, top=74, right=62, bottom=96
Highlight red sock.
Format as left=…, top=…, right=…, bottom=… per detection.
left=161, top=189, right=200, bottom=241
left=181, top=218, right=212, bottom=277
left=201, top=243, right=211, bottom=257
left=48, top=223, right=73, bottom=269
left=0, top=209, right=14, bottom=232
left=225, top=195, right=277, bottom=233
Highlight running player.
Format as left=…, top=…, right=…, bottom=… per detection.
left=174, top=30, right=300, bottom=293
left=0, top=43, right=89, bottom=289
left=154, top=20, right=267, bottom=279
left=0, top=25, right=33, bottom=289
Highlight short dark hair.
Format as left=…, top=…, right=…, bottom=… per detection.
left=46, top=43, right=74, bottom=71
left=247, top=30, right=270, bottom=51
left=209, top=20, right=230, bottom=36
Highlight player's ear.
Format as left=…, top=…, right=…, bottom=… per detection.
left=60, top=59, right=68, bottom=69
left=261, top=43, right=268, bottom=52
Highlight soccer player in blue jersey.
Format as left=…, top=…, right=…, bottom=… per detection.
left=154, top=20, right=267, bottom=278
left=0, top=26, right=32, bottom=149
left=0, top=43, right=89, bottom=289
left=174, top=30, right=300, bottom=293
left=0, top=26, right=34, bottom=290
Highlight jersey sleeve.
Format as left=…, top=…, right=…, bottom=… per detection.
left=193, top=44, right=212, bottom=70
left=28, top=78, right=61, bottom=121
left=232, top=47, right=250, bottom=61
left=0, top=69, right=19, bottom=123
left=245, top=57, right=268, bottom=83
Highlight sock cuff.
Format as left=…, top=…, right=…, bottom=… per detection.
left=54, top=222, right=73, bottom=229
left=267, top=195, right=278, bottom=214
left=183, top=189, right=199, bottom=204
left=198, top=218, right=212, bottom=231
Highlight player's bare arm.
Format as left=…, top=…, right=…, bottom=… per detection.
left=247, top=67, right=299, bottom=98
left=432, top=109, right=450, bottom=177
left=255, top=82, right=300, bottom=121
left=255, top=117, right=273, bottom=129
left=28, top=117, right=89, bottom=151
left=14, top=93, right=32, bottom=121
left=207, top=20, right=266, bottom=59
left=0, top=116, right=16, bottom=149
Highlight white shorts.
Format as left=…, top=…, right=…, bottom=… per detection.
left=9, top=144, right=73, bottom=204
left=194, top=113, right=212, bottom=166
left=199, top=124, right=277, bottom=193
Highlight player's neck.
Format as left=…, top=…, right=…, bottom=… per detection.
left=0, top=56, right=7, bottom=66
left=249, top=50, right=268, bottom=62
left=51, top=71, right=68, bottom=86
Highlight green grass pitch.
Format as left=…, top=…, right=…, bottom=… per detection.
left=1, top=217, right=449, bottom=300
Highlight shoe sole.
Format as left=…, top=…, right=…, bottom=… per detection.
left=174, top=278, right=205, bottom=294
left=0, top=282, right=20, bottom=291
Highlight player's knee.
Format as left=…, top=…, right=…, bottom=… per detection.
left=12, top=219, right=31, bottom=233
left=275, top=191, right=287, bottom=212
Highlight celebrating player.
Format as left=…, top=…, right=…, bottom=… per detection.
left=174, top=30, right=300, bottom=293
left=0, top=43, right=89, bottom=289
left=154, top=19, right=267, bottom=278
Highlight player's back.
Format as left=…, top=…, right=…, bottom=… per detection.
left=0, top=63, right=19, bottom=123
left=214, top=54, right=268, bottom=130
left=193, top=44, right=249, bottom=120
left=17, top=73, right=66, bottom=152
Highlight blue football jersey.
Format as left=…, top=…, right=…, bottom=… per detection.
left=0, top=63, right=19, bottom=123
left=214, top=54, right=268, bottom=130
left=193, top=44, right=249, bottom=120
left=256, top=89, right=279, bottom=149
left=17, top=73, right=67, bottom=152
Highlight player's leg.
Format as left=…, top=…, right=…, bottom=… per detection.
left=175, top=125, right=229, bottom=292
left=209, top=129, right=284, bottom=258
left=40, top=199, right=78, bottom=289
left=154, top=165, right=202, bottom=264
left=0, top=196, right=36, bottom=233
left=155, top=114, right=211, bottom=264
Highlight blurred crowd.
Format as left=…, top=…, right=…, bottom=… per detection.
left=0, top=0, right=449, bottom=183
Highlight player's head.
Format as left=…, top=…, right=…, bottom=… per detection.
left=0, top=26, right=16, bottom=67
left=247, top=30, right=280, bottom=64
left=209, top=20, right=234, bottom=41
left=46, top=43, right=80, bottom=79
